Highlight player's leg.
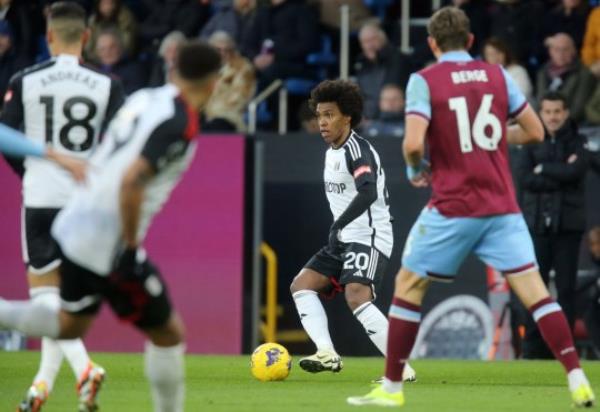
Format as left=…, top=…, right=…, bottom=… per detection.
left=290, top=247, right=343, bottom=372
left=106, top=256, right=184, bottom=412
left=477, top=213, right=594, bottom=408
left=141, top=313, right=186, bottom=412
left=348, top=208, right=479, bottom=406
left=341, top=244, right=416, bottom=382
left=19, top=208, right=96, bottom=410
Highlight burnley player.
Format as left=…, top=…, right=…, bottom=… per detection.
left=348, top=7, right=595, bottom=408
left=290, top=79, right=415, bottom=381
left=0, top=41, right=221, bottom=412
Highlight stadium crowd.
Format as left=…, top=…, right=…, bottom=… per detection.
left=1, top=0, right=600, bottom=133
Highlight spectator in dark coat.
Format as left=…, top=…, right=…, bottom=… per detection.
left=199, top=0, right=256, bottom=56
left=85, top=0, right=138, bottom=62
left=362, top=84, right=405, bottom=138
left=138, top=0, right=211, bottom=48
left=354, top=21, right=411, bottom=120
left=535, top=33, right=596, bottom=122
left=0, top=0, right=37, bottom=61
left=517, top=92, right=589, bottom=359
left=539, top=0, right=590, bottom=53
left=488, top=0, right=543, bottom=67
left=95, top=29, right=146, bottom=94
left=0, top=20, right=29, bottom=108
left=244, top=0, right=320, bottom=91
left=452, top=0, right=491, bottom=56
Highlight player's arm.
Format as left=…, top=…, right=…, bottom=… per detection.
left=0, top=123, right=87, bottom=181
left=0, top=74, right=26, bottom=176
left=403, top=73, right=431, bottom=187
left=328, top=145, right=379, bottom=245
left=501, top=67, right=544, bottom=145
left=119, top=118, right=189, bottom=250
left=517, top=144, right=560, bottom=192
left=507, top=106, right=544, bottom=145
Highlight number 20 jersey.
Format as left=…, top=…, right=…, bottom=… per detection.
left=2, top=54, right=123, bottom=208
left=408, top=57, right=526, bottom=217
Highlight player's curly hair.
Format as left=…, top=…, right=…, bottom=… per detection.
left=309, top=80, right=363, bottom=129
left=428, top=6, right=470, bottom=52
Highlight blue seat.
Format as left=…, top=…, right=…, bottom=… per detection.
left=285, top=35, right=338, bottom=96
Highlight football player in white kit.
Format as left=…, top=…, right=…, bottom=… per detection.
left=0, top=3, right=124, bottom=411
left=290, top=80, right=415, bottom=381
left=0, top=40, right=221, bottom=412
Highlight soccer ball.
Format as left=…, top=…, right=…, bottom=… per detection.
left=250, top=342, right=292, bottom=381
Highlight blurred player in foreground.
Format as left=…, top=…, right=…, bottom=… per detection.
left=290, top=79, right=415, bottom=381
left=0, top=3, right=125, bottom=410
left=0, top=40, right=221, bottom=412
left=348, top=7, right=595, bottom=408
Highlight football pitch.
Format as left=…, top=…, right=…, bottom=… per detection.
left=0, top=352, right=598, bottom=411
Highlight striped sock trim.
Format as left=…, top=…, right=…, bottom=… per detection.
left=529, top=296, right=554, bottom=314
left=532, top=301, right=562, bottom=322
left=389, top=298, right=421, bottom=323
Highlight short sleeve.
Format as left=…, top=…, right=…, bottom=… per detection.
left=140, top=118, right=189, bottom=173
left=344, top=138, right=377, bottom=188
left=405, top=73, right=431, bottom=120
left=501, top=67, right=528, bottom=117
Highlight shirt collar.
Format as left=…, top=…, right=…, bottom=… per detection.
left=439, top=50, right=473, bottom=63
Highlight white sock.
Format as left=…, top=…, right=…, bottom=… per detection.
left=353, top=301, right=388, bottom=356
left=568, top=368, right=589, bottom=392
left=30, top=288, right=64, bottom=391
left=382, top=377, right=403, bottom=393
left=292, top=290, right=335, bottom=352
left=0, top=297, right=60, bottom=338
left=144, top=341, right=185, bottom=412
left=60, top=339, right=91, bottom=380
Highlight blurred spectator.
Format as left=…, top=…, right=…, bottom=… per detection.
left=0, top=0, right=36, bottom=61
left=204, top=31, right=256, bottom=132
left=517, top=91, right=589, bottom=359
left=298, top=100, right=319, bottom=134
left=581, top=7, right=600, bottom=78
left=483, top=37, right=533, bottom=101
left=95, top=28, right=146, bottom=94
left=535, top=33, right=596, bottom=122
left=488, top=0, right=543, bottom=67
left=452, top=0, right=490, bottom=56
left=585, top=83, right=600, bottom=125
left=539, top=0, right=590, bottom=54
left=354, top=21, right=411, bottom=120
left=245, top=0, right=319, bottom=91
left=138, top=0, right=211, bottom=48
left=148, top=30, right=185, bottom=87
left=0, top=20, right=28, bottom=108
left=362, top=84, right=405, bottom=138
left=199, top=0, right=256, bottom=56
left=85, top=0, right=138, bottom=62
left=309, top=0, right=372, bottom=33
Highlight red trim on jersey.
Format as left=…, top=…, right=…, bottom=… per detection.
left=353, top=165, right=372, bottom=179
left=503, top=262, right=536, bottom=276
left=510, top=101, right=528, bottom=118
left=405, top=111, right=430, bottom=121
left=177, top=95, right=200, bottom=140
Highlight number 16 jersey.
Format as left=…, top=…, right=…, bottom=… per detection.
left=406, top=51, right=527, bottom=218
left=2, top=54, right=124, bottom=208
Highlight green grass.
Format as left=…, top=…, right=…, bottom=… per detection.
left=0, top=352, right=598, bottom=411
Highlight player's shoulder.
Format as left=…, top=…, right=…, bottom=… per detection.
left=8, top=59, right=57, bottom=85
left=344, top=131, right=374, bottom=159
left=147, top=86, right=199, bottom=141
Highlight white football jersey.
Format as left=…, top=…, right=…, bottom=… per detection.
left=1, top=54, right=124, bottom=207
left=52, top=84, right=198, bottom=275
left=324, top=131, right=393, bottom=257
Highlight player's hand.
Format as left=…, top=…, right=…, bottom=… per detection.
left=46, top=148, right=88, bottom=183
left=409, top=170, right=431, bottom=188
left=328, top=227, right=344, bottom=253
left=114, top=246, right=143, bottom=278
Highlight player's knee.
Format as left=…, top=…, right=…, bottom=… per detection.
left=57, top=311, right=90, bottom=339
left=344, top=283, right=372, bottom=311
left=145, top=312, right=185, bottom=346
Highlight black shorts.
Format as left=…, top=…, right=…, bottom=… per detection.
left=22, top=208, right=62, bottom=274
left=59, top=255, right=172, bottom=329
left=304, top=242, right=389, bottom=298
